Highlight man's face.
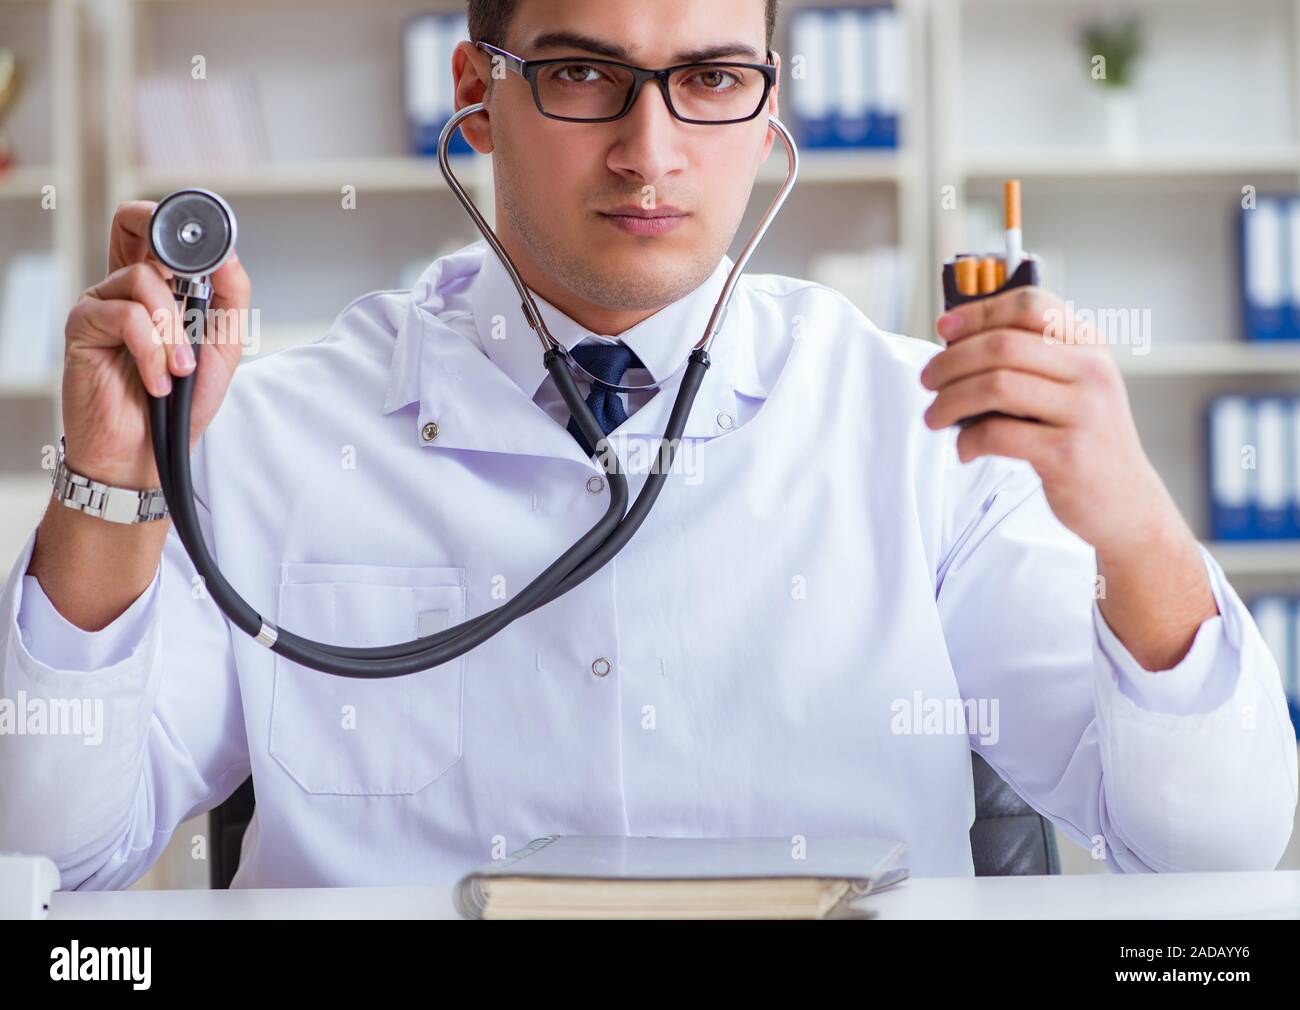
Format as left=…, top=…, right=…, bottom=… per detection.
left=457, top=0, right=778, bottom=318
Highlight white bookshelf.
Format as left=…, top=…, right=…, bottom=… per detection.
left=94, top=0, right=929, bottom=358
left=0, top=0, right=930, bottom=436
left=0, top=0, right=83, bottom=460
left=1208, top=541, right=1300, bottom=578
left=931, top=0, right=1300, bottom=578
left=1117, top=341, right=1300, bottom=377
left=759, top=0, right=930, bottom=339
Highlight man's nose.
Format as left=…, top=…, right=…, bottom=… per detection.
left=606, top=78, right=688, bottom=184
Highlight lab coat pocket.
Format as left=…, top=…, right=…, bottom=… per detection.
left=269, top=562, right=466, bottom=796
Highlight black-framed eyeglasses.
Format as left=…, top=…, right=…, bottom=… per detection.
left=476, top=41, right=777, bottom=125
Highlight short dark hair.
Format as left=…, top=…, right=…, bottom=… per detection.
left=467, top=0, right=779, bottom=54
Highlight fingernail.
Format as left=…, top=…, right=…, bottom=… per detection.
left=176, top=341, right=195, bottom=371
left=156, top=372, right=173, bottom=397
left=936, top=312, right=963, bottom=340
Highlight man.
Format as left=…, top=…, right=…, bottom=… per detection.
left=0, top=0, right=1294, bottom=888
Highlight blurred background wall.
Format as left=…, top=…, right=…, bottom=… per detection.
left=0, top=0, right=1298, bottom=886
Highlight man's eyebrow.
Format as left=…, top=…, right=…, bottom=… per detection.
left=527, top=31, right=630, bottom=59
left=527, top=31, right=764, bottom=64
left=676, top=42, right=766, bottom=63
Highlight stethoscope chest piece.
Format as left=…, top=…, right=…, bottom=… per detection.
left=149, top=188, right=237, bottom=279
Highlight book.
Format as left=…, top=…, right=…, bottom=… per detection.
left=454, top=834, right=908, bottom=920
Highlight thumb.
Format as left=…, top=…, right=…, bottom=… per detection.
left=202, top=250, right=252, bottom=367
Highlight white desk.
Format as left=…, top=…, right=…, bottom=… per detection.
left=48, top=870, right=1300, bottom=919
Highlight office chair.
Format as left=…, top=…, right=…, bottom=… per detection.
left=968, top=751, right=1061, bottom=875
left=207, top=754, right=1059, bottom=887
left=209, top=776, right=255, bottom=889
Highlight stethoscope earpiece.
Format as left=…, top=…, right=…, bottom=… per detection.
left=436, top=105, right=799, bottom=395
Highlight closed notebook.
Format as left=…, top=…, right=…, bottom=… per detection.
left=454, top=834, right=908, bottom=920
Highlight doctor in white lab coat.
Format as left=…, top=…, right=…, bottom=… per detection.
left=1, top=0, right=1295, bottom=887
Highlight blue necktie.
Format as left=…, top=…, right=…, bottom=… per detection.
left=565, top=341, right=645, bottom=456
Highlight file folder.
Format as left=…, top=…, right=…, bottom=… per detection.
left=1207, top=395, right=1255, bottom=540
left=869, top=4, right=902, bottom=149
left=1240, top=196, right=1289, bottom=341
left=1291, top=599, right=1300, bottom=736
left=1254, top=396, right=1291, bottom=537
left=405, top=13, right=472, bottom=159
left=790, top=8, right=833, bottom=148
left=1291, top=398, right=1300, bottom=538
left=1254, top=595, right=1298, bottom=739
left=790, top=6, right=901, bottom=150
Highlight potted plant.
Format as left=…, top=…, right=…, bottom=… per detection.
left=1080, top=18, right=1144, bottom=155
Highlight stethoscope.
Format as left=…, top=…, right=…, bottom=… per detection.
left=145, top=103, right=799, bottom=678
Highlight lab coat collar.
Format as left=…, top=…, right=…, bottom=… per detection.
left=383, top=240, right=764, bottom=468
left=466, top=237, right=731, bottom=400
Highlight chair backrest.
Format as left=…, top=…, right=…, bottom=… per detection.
left=208, top=755, right=1060, bottom=887
left=969, top=751, right=1061, bottom=875
left=209, top=776, right=255, bottom=889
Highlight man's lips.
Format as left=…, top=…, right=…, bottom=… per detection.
left=598, top=205, right=687, bottom=236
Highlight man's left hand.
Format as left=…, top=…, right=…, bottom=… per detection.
left=920, top=285, right=1170, bottom=558
left=918, top=284, right=1218, bottom=671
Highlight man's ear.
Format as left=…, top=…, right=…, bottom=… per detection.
left=452, top=41, right=494, bottom=154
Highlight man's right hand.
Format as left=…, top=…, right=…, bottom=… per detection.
left=24, top=200, right=252, bottom=632
left=62, top=200, right=251, bottom=488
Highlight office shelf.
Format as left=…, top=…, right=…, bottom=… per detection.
left=757, top=149, right=910, bottom=185
left=0, top=164, right=65, bottom=199
left=1117, top=341, right=1300, bottom=376
left=959, top=147, right=1300, bottom=181
left=1206, top=541, right=1300, bottom=576
left=124, top=156, right=487, bottom=199
left=0, top=0, right=83, bottom=458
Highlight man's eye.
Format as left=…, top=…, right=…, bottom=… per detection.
left=687, top=69, right=740, bottom=91
left=553, top=63, right=604, bottom=84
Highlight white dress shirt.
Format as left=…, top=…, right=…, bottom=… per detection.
left=1, top=238, right=1295, bottom=889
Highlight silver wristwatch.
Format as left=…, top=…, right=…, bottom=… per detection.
left=51, top=436, right=169, bottom=524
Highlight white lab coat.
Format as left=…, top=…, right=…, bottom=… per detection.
left=1, top=239, right=1295, bottom=888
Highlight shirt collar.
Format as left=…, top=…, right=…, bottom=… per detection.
left=465, top=237, right=735, bottom=397
left=383, top=240, right=764, bottom=466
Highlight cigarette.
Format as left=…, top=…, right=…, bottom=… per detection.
left=994, top=258, right=1007, bottom=288
left=978, top=257, right=999, bottom=294
left=1004, top=179, right=1023, bottom=275
left=954, top=256, right=979, bottom=296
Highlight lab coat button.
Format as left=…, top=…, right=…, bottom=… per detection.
left=421, top=421, right=439, bottom=442
left=716, top=411, right=734, bottom=430
left=586, top=475, right=605, bottom=494
left=591, top=657, right=612, bottom=677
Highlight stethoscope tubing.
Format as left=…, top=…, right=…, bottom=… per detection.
left=146, top=106, right=798, bottom=678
